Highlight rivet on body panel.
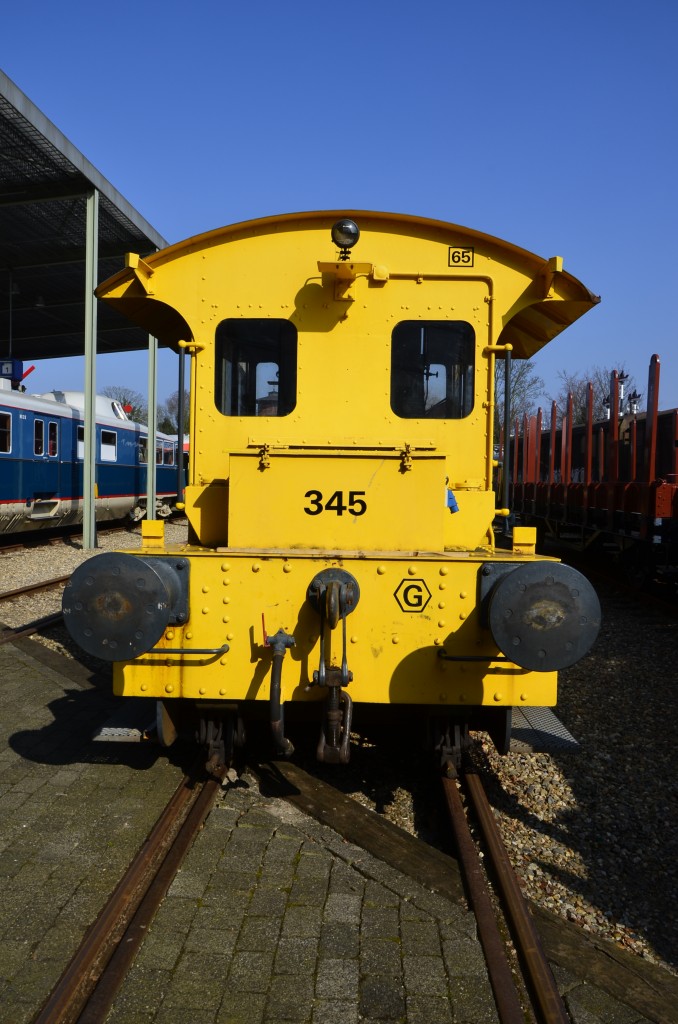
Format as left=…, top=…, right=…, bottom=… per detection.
left=165, top=684, right=174, bottom=693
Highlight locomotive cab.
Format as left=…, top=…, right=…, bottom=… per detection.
left=63, top=212, right=601, bottom=769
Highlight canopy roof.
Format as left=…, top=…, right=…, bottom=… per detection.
left=0, top=70, right=168, bottom=365
left=97, top=210, right=600, bottom=359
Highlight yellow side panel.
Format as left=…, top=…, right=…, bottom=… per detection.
left=228, top=454, right=446, bottom=550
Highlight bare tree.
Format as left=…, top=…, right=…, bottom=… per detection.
left=494, top=359, right=545, bottom=441
left=158, top=389, right=190, bottom=435
left=548, top=364, right=642, bottom=425
left=102, top=385, right=147, bottom=424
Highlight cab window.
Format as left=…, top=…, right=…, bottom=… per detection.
left=48, top=421, right=58, bottom=456
left=101, top=430, right=117, bottom=462
left=390, top=321, right=475, bottom=419
left=34, top=418, right=44, bottom=455
left=215, top=319, right=297, bottom=417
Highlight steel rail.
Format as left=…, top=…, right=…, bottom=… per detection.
left=441, top=775, right=526, bottom=1024
left=0, top=611, right=63, bottom=645
left=463, top=766, right=570, bottom=1024
left=0, top=574, right=71, bottom=601
left=77, top=772, right=224, bottom=1024
left=33, top=765, right=211, bottom=1024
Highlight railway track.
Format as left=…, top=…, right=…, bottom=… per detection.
left=0, top=576, right=68, bottom=646
left=443, top=760, right=568, bottom=1023
left=33, top=761, right=224, bottom=1024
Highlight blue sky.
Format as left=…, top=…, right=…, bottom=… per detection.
left=2, top=1, right=677, bottom=411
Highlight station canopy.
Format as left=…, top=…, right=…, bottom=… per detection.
left=0, top=69, right=168, bottom=367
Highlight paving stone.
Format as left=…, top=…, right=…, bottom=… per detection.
left=228, top=950, right=275, bottom=993
left=311, top=998, right=359, bottom=1024
left=266, top=972, right=315, bottom=1019
left=216, top=988, right=266, bottom=1023
left=281, top=904, right=323, bottom=938
left=400, top=917, right=441, bottom=955
left=274, top=936, right=320, bottom=974
left=360, top=937, right=403, bottom=977
left=359, top=974, right=407, bottom=1020
left=236, top=916, right=283, bottom=952
left=402, top=953, right=449, bottom=995
left=319, top=919, right=360, bottom=958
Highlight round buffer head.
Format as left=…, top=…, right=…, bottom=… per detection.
left=488, top=561, right=601, bottom=672
left=62, top=552, right=174, bottom=662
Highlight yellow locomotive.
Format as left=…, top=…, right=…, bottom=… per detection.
left=63, top=211, right=601, bottom=768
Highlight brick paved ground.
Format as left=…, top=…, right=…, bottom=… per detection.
left=0, top=642, right=185, bottom=1024
left=0, top=641, right=674, bottom=1023
left=107, top=777, right=499, bottom=1024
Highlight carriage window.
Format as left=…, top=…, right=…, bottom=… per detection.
left=390, top=321, right=475, bottom=419
left=0, top=412, right=10, bottom=453
left=34, top=419, right=45, bottom=455
left=139, top=437, right=148, bottom=464
left=163, top=443, right=174, bottom=466
left=156, top=444, right=162, bottom=465
left=48, top=421, right=58, bottom=457
left=101, top=430, right=117, bottom=462
left=215, top=318, right=297, bottom=417
left=77, top=425, right=84, bottom=460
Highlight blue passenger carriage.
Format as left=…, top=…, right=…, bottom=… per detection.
left=0, top=361, right=178, bottom=533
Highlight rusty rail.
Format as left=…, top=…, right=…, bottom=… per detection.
left=441, top=775, right=527, bottom=1023
left=0, top=612, right=63, bottom=645
left=33, top=764, right=222, bottom=1024
left=0, top=574, right=71, bottom=601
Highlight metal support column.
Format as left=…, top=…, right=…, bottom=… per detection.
left=177, top=349, right=186, bottom=502
left=146, top=335, right=158, bottom=518
left=83, top=189, right=99, bottom=550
